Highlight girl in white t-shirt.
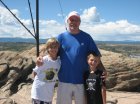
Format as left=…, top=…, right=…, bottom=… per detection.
left=31, top=38, right=60, bottom=104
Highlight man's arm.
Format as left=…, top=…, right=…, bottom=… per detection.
left=97, top=61, right=107, bottom=80
left=97, top=61, right=106, bottom=71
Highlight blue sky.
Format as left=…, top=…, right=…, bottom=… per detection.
left=0, top=0, right=140, bottom=41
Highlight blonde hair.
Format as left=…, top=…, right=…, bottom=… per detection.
left=45, top=38, right=59, bottom=49
left=41, top=38, right=59, bottom=56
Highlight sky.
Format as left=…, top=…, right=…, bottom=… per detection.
left=0, top=0, right=140, bottom=41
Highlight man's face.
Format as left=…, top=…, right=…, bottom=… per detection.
left=67, top=16, right=80, bottom=31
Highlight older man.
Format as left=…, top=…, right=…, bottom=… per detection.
left=56, top=11, right=106, bottom=104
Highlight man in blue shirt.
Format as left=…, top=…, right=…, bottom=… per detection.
left=56, top=11, right=106, bottom=104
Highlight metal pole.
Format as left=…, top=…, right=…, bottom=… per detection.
left=36, top=0, right=39, bottom=57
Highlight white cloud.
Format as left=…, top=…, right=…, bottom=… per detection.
left=81, top=20, right=140, bottom=41
left=0, top=5, right=140, bottom=41
left=81, top=7, right=100, bottom=24
left=0, top=6, right=19, bottom=25
left=79, top=8, right=140, bottom=41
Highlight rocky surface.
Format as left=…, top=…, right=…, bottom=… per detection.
left=0, top=46, right=140, bottom=104
left=101, top=50, right=140, bottom=92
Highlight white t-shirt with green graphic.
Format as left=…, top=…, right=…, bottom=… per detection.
left=31, top=55, right=61, bottom=102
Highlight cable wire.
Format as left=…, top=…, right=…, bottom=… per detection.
left=58, top=0, right=67, bottom=30
left=28, top=0, right=36, bottom=35
left=0, top=0, right=35, bottom=38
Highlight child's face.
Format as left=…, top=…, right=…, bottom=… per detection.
left=48, top=43, right=59, bottom=58
left=87, top=55, right=100, bottom=70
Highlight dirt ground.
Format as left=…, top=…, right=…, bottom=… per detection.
left=52, top=89, right=140, bottom=104
left=0, top=85, right=140, bottom=104
left=107, top=91, right=140, bottom=104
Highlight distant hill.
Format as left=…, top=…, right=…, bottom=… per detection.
left=96, top=40, right=140, bottom=44
left=0, top=37, right=140, bottom=44
left=0, top=37, right=46, bottom=43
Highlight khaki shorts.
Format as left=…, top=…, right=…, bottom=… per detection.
left=56, top=82, right=85, bottom=104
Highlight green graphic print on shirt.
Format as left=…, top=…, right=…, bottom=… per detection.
left=43, top=68, right=58, bottom=82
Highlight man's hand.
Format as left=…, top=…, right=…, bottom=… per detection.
left=36, top=56, right=44, bottom=66
left=101, top=71, right=107, bottom=82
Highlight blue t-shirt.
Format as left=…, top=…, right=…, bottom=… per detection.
left=57, top=30, right=101, bottom=84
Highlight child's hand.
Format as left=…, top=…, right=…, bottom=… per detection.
left=36, top=56, right=44, bottom=66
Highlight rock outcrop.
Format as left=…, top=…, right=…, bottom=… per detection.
left=0, top=51, right=35, bottom=96
left=0, top=47, right=140, bottom=104
left=101, top=50, right=140, bottom=91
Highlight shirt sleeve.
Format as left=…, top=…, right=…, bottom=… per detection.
left=33, top=65, right=46, bottom=74
left=33, top=66, right=40, bottom=74
left=88, top=35, right=101, bottom=56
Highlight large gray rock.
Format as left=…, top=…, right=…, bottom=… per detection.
left=0, top=49, right=140, bottom=104
left=101, top=50, right=140, bottom=91
left=0, top=51, right=35, bottom=96
left=0, top=62, right=8, bottom=77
